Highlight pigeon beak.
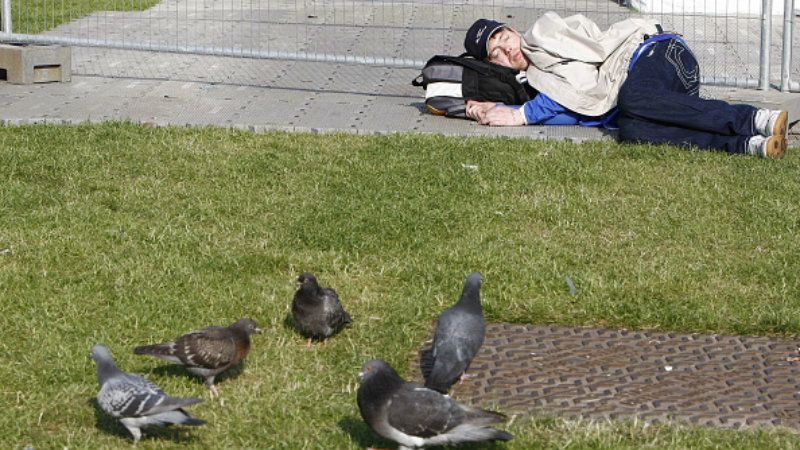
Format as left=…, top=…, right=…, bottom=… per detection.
left=357, top=371, right=364, bottom=380
left=254, top=327, right=263, bottom=334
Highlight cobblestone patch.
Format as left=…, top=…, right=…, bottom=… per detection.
left=412, top=323, right=800, bottom=429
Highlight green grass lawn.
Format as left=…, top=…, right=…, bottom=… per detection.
left=9, top=0, right=160, bottom=34
left=1, top=123, right=799, bottom=449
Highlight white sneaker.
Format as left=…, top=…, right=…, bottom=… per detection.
left=753, top=109, right=788, bottom=137
left=746, top=134, right=786, bottom=159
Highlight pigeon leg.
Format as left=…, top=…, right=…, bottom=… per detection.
left=205, top=376, right=219, bottom=398
left=458, top=372, right=477, bottom=384
left=306, top=337, right=313, bottom=348
left=120, top=419, right=142, bottom=444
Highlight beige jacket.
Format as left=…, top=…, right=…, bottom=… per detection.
left=522, top=12, right=660, bottom=116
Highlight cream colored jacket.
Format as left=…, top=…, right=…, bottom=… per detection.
left=522, top=12, right=660, bottom=116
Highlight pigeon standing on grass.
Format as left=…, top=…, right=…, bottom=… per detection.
left=133, top=318, right=261, bottom=397
left=291, top=272, right=351, bottom=347
left=357, top=359, right=513, bottom=450
left=422, top=272, right=485, bottom=394
left=90, top=344, right=206, bottom=443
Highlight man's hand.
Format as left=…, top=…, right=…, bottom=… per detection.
left=466, top=100, right=525, bottom=126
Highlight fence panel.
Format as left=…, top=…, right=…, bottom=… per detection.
left=1, top=0, right=797, bottom=91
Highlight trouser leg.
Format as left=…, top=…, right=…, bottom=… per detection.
left=618, top=86, right=757, bottom=138
left=617, top=114, right=749, bottom=154
left=617, top=38, right=757, bottom=152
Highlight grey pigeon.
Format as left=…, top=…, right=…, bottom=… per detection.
left=422, top=272, right=485, bottom=394
left=90, top=344, right=206, bottom=443
left=133, top=318, right=261, bottom=397
left=291, top=272, right=351, bottom=347
left=357, top=359, right=513, bottom=450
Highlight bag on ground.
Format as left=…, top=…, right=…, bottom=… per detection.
left=412, top=54, right=537, bottom=118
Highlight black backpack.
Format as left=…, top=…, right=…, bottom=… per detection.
left=412, top=54, right=537, bottom=118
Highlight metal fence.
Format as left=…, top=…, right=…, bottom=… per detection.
left=1, top=0, right=798, bottom=91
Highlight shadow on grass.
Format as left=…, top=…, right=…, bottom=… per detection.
left=338, top=415, right=514, bottom=450
left=282, top=312, right=321, bottom=345
left=87, top=398, right=203, bottom=444
left=282, top=311, right=353, bottom=346
left=338, top=416, right=393, bottom=449
left=282, top=312, right=297, bottom=334
left=147, top=360, right=248, bottom=389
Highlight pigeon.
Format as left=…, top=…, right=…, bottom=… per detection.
left=291, top=272, right=351, bottom=347
left=422, top=272, right=485, bottom=394
left=133, top=318, right=261, bottom=397
left=357, top=359, right=513, bottom=450
left=90, top=344, right=206, bottom=443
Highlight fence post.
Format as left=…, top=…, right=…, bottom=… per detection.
left=1, top=0, right=11, bottom=34
left=780, top=0, right=795, bottom=91
left=759, top=0, right=773, bottom=90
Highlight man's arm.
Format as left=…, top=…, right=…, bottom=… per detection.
left=466, top=93, right=576, bottom=126
left=466, top=100, right=526, bottom=126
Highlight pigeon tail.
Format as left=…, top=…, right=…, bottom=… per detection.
left=428, top=423, right=513, bottom=446
left=140, top=395, right=204, bottom=416
left=133, top=343, right=177, bottom=357
left=492, top=430, right=514, bottom=441
left=464, top=407, right=508, bottom=425
left=419, top=347, right=434, bottom=381
left=133, top=343, right=183, bottom=364
left=158, top=409, right=207, bottom=426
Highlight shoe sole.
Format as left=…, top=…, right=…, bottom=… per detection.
left=766, top=135, right=787, bottom=159
left=772, top=111, right=788, bottom=138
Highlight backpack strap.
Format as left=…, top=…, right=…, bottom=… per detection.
left=438, top=56, right=523, bottom=87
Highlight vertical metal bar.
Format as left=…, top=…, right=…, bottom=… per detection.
left=1, top=0, right=12, bottom=33
left=759, top=0, right=772, bottom=90
left=780, top=0, right=794, bottom=91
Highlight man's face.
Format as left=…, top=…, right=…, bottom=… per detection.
left=487, top=28, right=528, bottom=71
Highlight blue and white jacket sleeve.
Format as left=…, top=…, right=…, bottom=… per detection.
left=517, top=93, right=615, bottom=128
left=518, top=93, right=579, bottom=125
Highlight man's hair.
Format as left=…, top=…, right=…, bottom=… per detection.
left=464, top=19, right=506, bottom=60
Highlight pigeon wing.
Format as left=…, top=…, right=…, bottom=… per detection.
left=427, top=310, right=484, bottom=390
left=322, top=288, right=351, bottom=328
left=386, top=384, right=465, bottom=438
left=434, top=308, right=484, bottom=358
left=174, top=327, right=237, bottom=369
left=98, top=374, right=169, bottom=418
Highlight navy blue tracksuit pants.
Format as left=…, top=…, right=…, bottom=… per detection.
left=617, top=38, right=758, bottom=154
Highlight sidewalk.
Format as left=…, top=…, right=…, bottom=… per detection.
left=2, top=47, right=615, bottom=142
left=1, top=0, right=799, bottom=144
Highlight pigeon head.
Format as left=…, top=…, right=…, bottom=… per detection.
left=296, top=272, right=324, bottom=298
left=297, top=272, right=319, bottom=287
left=455, top=272, right=483, bottom=310
left=230, top=318, right=262, bottom=335
left=357, top=359, right=405, bottom=422
left=90, top=344, right=120, bottom=385
left=358, top=359, right=400, bottom=383
left=90, top=344, right=113, bottom=363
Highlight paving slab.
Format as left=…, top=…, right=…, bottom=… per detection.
left=412, top=323, right=800, bottom=430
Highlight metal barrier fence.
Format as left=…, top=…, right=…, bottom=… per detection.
left=1, top=0, right=798, bottom=91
